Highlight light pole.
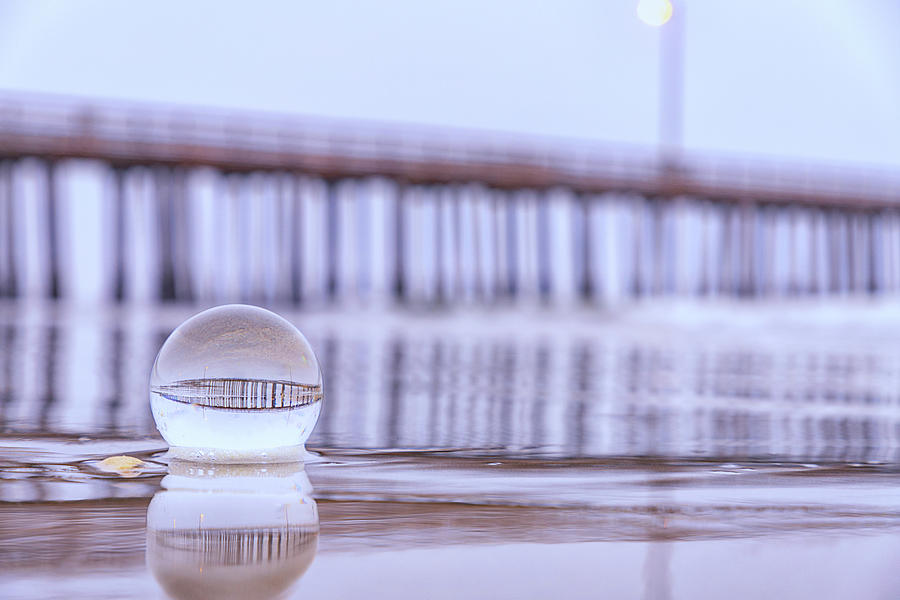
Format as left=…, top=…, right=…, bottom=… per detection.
left=638, top=0, right=685, bottom=172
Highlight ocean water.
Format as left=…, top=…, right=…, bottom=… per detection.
left=1, top=300, right=899, bottom=599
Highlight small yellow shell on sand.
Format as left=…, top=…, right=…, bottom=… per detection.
left=98, top=455, right=145, bottom=477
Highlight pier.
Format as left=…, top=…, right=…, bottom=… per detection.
left=1, top=92, right=899, bottom=305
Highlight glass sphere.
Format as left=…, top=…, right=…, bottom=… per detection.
left=150, top=304, right=323, bottom=458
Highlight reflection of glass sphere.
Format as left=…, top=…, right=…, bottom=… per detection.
left=150, top=305, right=323, bottom=459
left=147, top=460, right=319, bottom=600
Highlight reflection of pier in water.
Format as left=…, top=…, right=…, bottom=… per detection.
left=1, top=93, right=900, bottom=305
left=1, top=307, right=898, bottom=464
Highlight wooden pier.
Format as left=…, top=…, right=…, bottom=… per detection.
left=0, top=92, right=899, bottom=304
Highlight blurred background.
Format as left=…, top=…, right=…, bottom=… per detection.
left=1, top=0, right=899, bottom=307
left=2, top=3, right=900, bottom=598
left=1, top=0, right=900, bottom=455
left=0, top=0, right=899, bottom=458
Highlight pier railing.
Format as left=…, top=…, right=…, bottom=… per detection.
left=1, top=91, right=899, bottom=305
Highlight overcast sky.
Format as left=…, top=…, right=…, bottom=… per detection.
left=0, top=0, right=899, bottom=168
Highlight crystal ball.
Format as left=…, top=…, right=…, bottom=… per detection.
left=150, top=304, right=323, bottom=458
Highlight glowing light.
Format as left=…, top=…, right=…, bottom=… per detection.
left=637, top=0, right=673, bottom=27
